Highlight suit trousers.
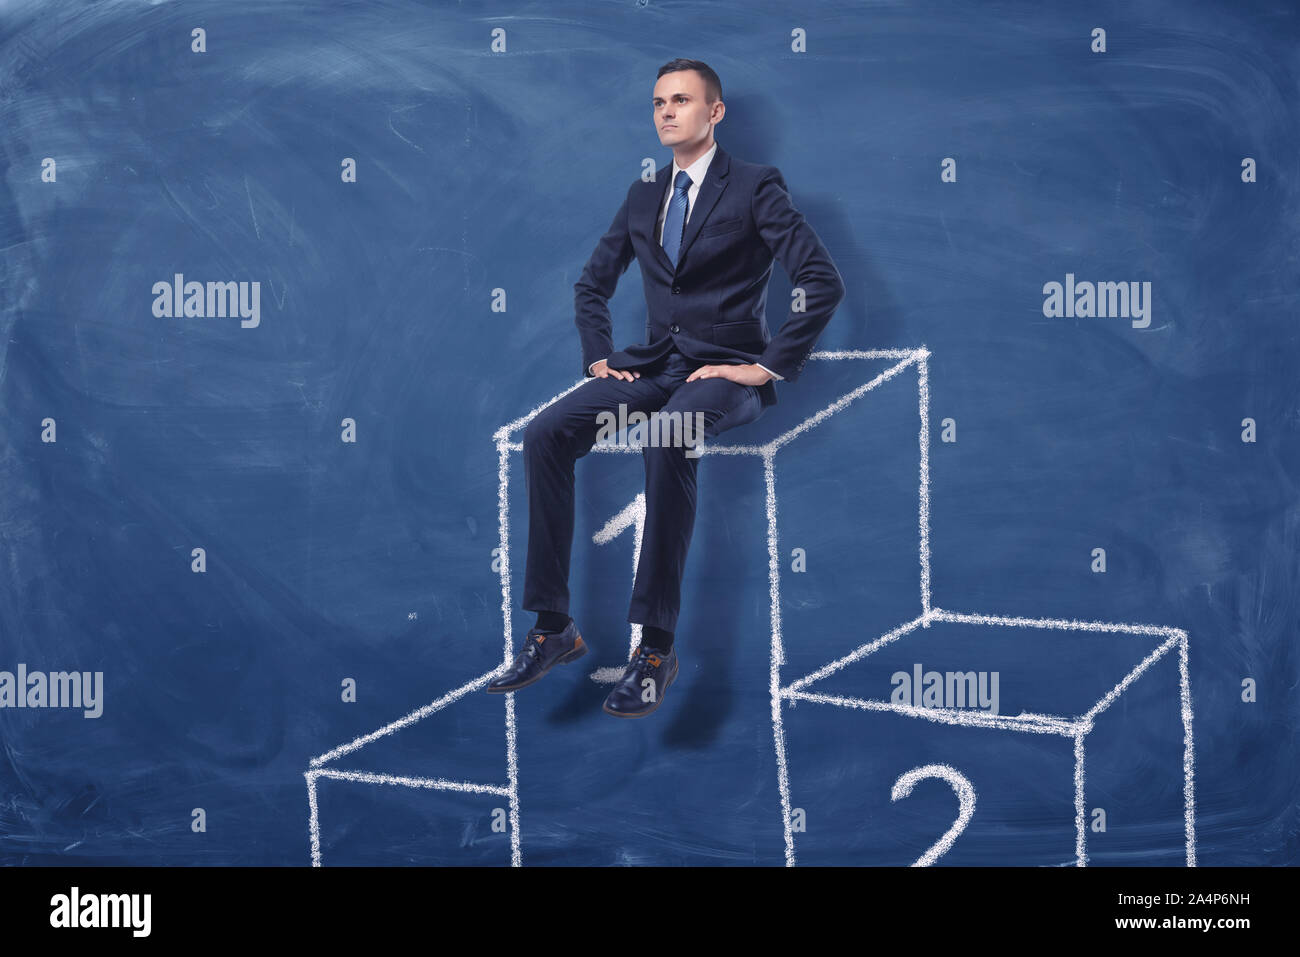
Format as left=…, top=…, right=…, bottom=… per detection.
left=522, top=346, right=766, bottom=633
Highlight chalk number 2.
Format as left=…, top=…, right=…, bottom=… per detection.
left=890, top=764, right=977, bottom=866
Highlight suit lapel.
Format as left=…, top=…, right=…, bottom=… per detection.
left=642, top=143, right=732, bottom=273
left=675, top=144, right=729, bottom=268
left=648, top=161, right=675, bottom=272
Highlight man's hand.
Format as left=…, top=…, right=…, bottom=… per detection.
left=592, top=358, right=640, bottom=382
left=685, top=363, right=773, bottom=386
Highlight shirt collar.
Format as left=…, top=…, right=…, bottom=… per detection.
left=671, top=140, right=718, bottom=191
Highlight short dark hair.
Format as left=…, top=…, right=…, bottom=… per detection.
left=656, top=58, right=722, bottom=104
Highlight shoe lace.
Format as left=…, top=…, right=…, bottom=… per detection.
left=520, top=633, right=546, bottom=662
left=629, top=645, right=664, bottom=676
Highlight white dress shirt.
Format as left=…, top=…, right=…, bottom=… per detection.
left=588, top=141, right=782, bottom=382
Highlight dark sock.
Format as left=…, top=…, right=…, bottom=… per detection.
left=643, top=625, right=674, bottom=651
left=534, top=611, right=571, bottom=633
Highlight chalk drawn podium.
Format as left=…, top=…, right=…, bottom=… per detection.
left=304, top=347, right=1196, bottom=866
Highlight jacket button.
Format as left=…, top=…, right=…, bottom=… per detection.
left=670, top=324, right=680, bottom=333
left=671, top=286, right=680, bottom=294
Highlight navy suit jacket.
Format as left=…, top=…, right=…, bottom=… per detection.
left=574, top=143, right=846, bottom=409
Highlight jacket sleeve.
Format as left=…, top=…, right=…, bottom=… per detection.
left=751, top=167, right=846, bottom=382
left=574, top=183, right=636, bottom=378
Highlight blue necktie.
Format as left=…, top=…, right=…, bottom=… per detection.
left=661, top=170, right=693, bottom=268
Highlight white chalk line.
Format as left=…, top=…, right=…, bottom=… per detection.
left=1179, top=633, right=1197, bottom=866
left=493, top=377, right=590, bottom=442
left=768, top=350, right=925, bottom=454
left=497, top=438, right=522, bottom=866
left=784, top=689, right=1084, bottom=736
left=505, top=688, right=521, bottom=867
left=819, top=349, right=920, bottom=359
left=1082, top=634, right=1180, bottom=725
left=309, top=666, right=505, bottom=768
left=1074, top=734, right=1087, bottom=866
left=783, top=611, right=930, bottom=695
left=305, top=766, right=510, bottom=867
left=306, top=771, right=321, bottom=867
left=929, top=607, right=1183, bottom=639
left=312, top=767, right=511, bottom=796
left=765, top=448, right=796, bottom=867
left=496, top=441, right=516, bottom=666
left=917, top=353, right=931, bottom=619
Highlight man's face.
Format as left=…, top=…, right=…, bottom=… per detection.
left=653, top=70, right=722, bottom=150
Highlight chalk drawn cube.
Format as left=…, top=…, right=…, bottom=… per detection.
left=781, top=613, right=1195, bottom=866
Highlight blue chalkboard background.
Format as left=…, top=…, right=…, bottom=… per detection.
left=0, top=0, right=1295, bottom=866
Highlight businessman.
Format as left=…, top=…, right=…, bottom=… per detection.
left=487, top=58, right=846, bottom=717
